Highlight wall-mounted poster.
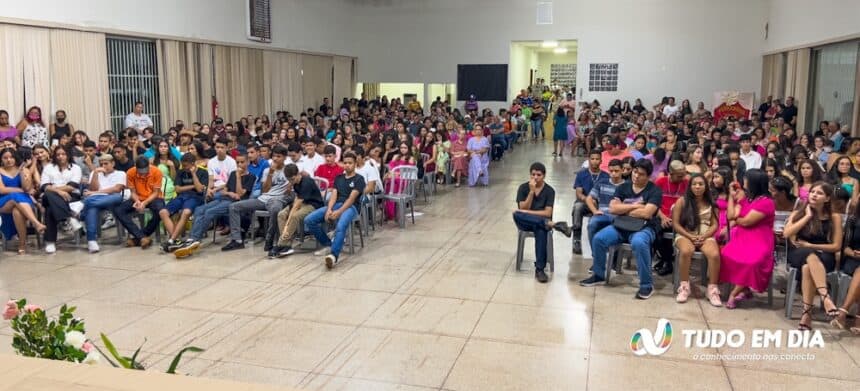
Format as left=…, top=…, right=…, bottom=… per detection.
left=550, top=63, right=576, bottom=90
left=588, top=63, right=618, bottom=92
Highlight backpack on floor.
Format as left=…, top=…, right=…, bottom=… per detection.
left=492, top=143, right=504, bottom=161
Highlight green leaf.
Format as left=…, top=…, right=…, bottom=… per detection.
left=100, top=333, right=131, bottom=369
left=165, top=347, right=204, bottom=374
left=130, top=339, right=146, bottom=370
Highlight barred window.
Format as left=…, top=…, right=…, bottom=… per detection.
left=248, top=0, right=272, bottom=43
left=107, top=37, right=161, bottom=134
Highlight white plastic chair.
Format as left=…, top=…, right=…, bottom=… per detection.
left=381, top=165, right=418, bottom=228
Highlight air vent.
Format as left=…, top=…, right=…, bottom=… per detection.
left=248, top=0, right=271, bottom=43
left=536, top=2, right=553, bottom=25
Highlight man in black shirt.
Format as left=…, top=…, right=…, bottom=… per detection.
left=781, top=96, right=798, bottom=126
left=271, top=164, right=324, bottom=258
left=173, top=153, right=256, bottom=258
left=306, top=152, right=366, bottom=268
left=579, top=159, right=662, bottom=300
left=513, top=162, right=572, bottom=283
left=112, top=145, right=133, bottom=172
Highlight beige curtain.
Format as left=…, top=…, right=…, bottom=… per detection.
left=49, top=30, right=110, bottom=138
left=784, top=48, right=811, bottom=130
left=0, top=24, right=51, bottom=122
left=333, top=56, right=353, bottom=104
left=160, top=40, right=212, bottom=127
left=301, top=54, right=333, bottom=112
left=0, top=24, right=26, bottom=121
left=213, top=45, right=265, bottom=122
left=199, top=44, right=214, bottom=123
left=362, top=83, right=380, bottom=99
left=263, top=51, right=303, bottom=116
left=760, top=53, right=785, bottom=102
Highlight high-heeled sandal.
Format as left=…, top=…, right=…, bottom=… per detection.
left=798, top=302, right=813, bottom=331
left=816, top=287, right=839, bottom=318
left=830, top=308, right=850, bottom=330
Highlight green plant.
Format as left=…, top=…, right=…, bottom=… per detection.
left=98, top=333, right=203, bottom=373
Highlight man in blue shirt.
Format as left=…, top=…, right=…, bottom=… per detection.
left=585, top=158, right=626, bottom=246
left=245, top=143, right=270, bottom=198
left=572, top=150, right=608, bottom=254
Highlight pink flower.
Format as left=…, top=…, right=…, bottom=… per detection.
left=2, top=300, right=18, bottom=320
left=81, top=341, right=93, bottom=353
left=23, top=304, right=41, bottom=313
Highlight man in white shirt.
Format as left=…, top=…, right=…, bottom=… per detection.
left=123, top=101, right=154, bottom=132
left=353, top=146, right=380, bottom=195
left=662, top=97, right=679, bottom=118
left=81, top=154, right=126, bottom=253
left=738, top=134, right=762, bottom=170
left=298, top=137, right=324, bottom=176
left=206, top=137, right=238, bottom=199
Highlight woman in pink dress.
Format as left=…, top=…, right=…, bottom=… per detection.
left=383, top=142, right=416, bottom=220
left=710, top=166, right=733, bottom=243
left=449, top=128, right=468, bottom=187
left=720, top=169, right=776, bottom=309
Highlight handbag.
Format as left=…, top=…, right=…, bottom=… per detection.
left=613, top=215, right=648, bottom=232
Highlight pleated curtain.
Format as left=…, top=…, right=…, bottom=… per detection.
left=333, top=56, right=353, bottom=103
left=783, top=48, right=811, bottom=130
left=362, top=83, right=380, bottom=99
left=0, top=24, right=51, bottom=123
left=301, top=54, right=333, bottom=112
left=760, top=53, right=785, bottom=102
left=262, top=51, right=303, bottom=115
left=160, top=40, right=214, bottom=126
left=49, top=30, right=110, bottom=138
left=213, top=45, right=265, bottom=122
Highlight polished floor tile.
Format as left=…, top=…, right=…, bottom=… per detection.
left=1, top=142, right=858, bottom=390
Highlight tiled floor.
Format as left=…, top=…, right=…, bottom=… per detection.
left=1, top=141, right=859, bottom=390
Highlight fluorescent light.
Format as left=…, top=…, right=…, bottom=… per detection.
left=541, top=41, right=558, bottom=48
left=553, top=47, right=568, bottom=54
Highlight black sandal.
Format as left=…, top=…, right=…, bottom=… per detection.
left=798, top=302, right=813, bottom=331
left=816, top=287, right=840, bottom=318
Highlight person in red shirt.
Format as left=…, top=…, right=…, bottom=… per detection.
left=653, top=160, right=689, bottom=276
left=314, top=145, right=344, bottom=197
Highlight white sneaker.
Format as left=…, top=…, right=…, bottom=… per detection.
left=88, top=241, right=100, bottom=253
left=313, top=247, right=331, bottom=256
left=101, top=215, right=116, bottom=229
left=45, top=242, right=56, bottom=254
left=67, top=218, right=83, bottom=232
left=69, top=201, right=84, bottom=215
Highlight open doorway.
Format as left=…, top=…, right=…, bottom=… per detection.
left=508, top=40, right=578, bottom=102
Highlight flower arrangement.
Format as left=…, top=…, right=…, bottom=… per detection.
left=3, top=299, right=202, bottom=373
left=3, top=299, right=99, bottom=365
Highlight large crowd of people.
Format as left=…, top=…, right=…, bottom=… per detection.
left=519, top=88, right=858, bottom=334
left=0, top=94, right=520, bottom=269
left=2, top=83, right=858, bottom=334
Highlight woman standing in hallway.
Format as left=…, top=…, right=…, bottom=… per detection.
left=530, top=101, right=546, bottom=141
left=552, top=107, right=568, bottom=157
left=467, top=126, right=490, bottom=187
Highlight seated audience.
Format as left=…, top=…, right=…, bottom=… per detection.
left=513, top=162, right=572, bottom=283
left=719, top=169, right=775, bottom=309
left=161, top=153, right=209, bottom=252
left=81, top=154, right=126, bottom=253
left=0, top=148, right=46, bottom=254
left=113, top=156, right=165, bottom=249
left=572, top=150, right=608, bottom=254
left=467, top=125, right=490, bottom=187
left=672, top=174, right=721, bottom=305
left=783, top=181, right=841, bottom=330
left=581, top=159, right=662, bottom=300
left=40, top=147, right=83, bottom=254
left=272, top=163, right=324, bottom=258
left=305, top=152, right=365, bottom=268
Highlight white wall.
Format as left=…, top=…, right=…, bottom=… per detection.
left=536, top=51, right=578, bottom=86
left=349, top=0, right=767, bottom=107
left=765, top=0, right=860, bottom=52
left=378, top=83, right=425, bottom=103
left=0, top=0, right=358, bottom=57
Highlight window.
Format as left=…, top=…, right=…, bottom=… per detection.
left=248, top=0, right=272, bottom=43
left=106, top=37, right=161, bottom=134
left=807, top=40, right=858, bottom=131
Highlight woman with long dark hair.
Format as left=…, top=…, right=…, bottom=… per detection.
left=783, top=181, right=842, bottom=330
left=797, top=158, right=824, bottom=203
left=831, top=195, right=860, bottom=334
left=828, top=156, right=859, bottom=204
left=40, top=147, right=82, bottom=254
left=719, top=169, right=776, bottom=309
left=710, top=166, right=733, bottom=242
left=152, top=140, right=179, bottom=202
left=0, top=148, right=46, bottom=254
left=17, top=106, right=48, bottom=148
left=673, top=175, right=721, bottom=305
